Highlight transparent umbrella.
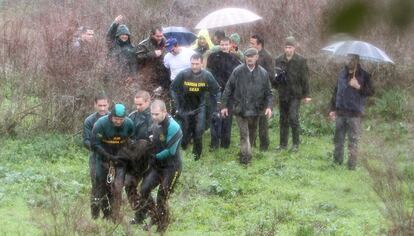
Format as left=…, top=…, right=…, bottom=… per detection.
left=195, top=8, right=262, bottom=29
left=322, top=40, right=394, bottom=64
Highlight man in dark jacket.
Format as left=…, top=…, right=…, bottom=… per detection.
left=133, top=99, right=182, bottom=232
left=83, top=94, right=110, bottom=219
left=91, top=103, right=134, bottom=222
left=207, top=37, right=241, bottom=150
left=250, top=34, right=274, bottom=151
left=136, top=26, right=170, bottom=92
left=329, top=54, right=374, bottom=170
left=171, top=53, right=220, bottom=160
left=125, top=90, right=152, bottom=210
left=106, top=15, right=138, bottom=82
left=221, top=48, right=273, bottom=165
left=274, top=36, right=311, bottom=152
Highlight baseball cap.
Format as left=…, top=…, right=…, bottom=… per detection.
left=165, top=38, right=178, bottom=52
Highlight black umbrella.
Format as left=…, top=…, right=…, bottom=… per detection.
left=163, top=26, right=197, bottom=46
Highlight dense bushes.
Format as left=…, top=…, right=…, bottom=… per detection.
left=369, top=89, right=411, bottom=121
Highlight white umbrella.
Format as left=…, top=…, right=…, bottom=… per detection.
left=195, top=8, right=262, bottom=29
left=322, top=40, right=394, bottom=64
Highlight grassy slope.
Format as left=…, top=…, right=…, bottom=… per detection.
left=1, top=119, right=396, bottom=236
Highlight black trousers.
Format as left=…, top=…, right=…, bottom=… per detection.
left=210, top=112, right=233, bottom=149
left=279, top=98, right=301, bottom=147
left=181, top=108, right=206, bottom=158
left=135, top=162, right=181, bottom=231
left=90, top=155, right=113, bottom=219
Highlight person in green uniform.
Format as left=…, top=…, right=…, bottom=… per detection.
left=91, top=103, right=134, bottom=221
left=83, top=94, right=110, bottom=219
left=170, top=53, right=220, bottom=160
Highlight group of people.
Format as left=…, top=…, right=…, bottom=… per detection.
left=83, top=94, right=182, bottom=232
left=81, top=15, right=374, bottom=232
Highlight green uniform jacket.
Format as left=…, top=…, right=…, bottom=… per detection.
left=275, top=53, right=309, bottom=100
left=153, top=116, right=182, bottom=161
left=222, top=64, right=273, bottom=117
left=170, top=68, right=220, bottom=113
left=83, top=112, right=107, bottom=151
left=91, top=115, right=134, bottom=157
left=128, top=108, right=152, bottom=141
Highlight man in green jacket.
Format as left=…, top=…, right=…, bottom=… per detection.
left=136, top=26, right=170, bottom=92
left=274, top=36, right=311, bottom=152
left=91, top=103, right=134, bottom=221
left=83, top=94, right=110, bottom=219
left=221, top=48, right=273, bottom=165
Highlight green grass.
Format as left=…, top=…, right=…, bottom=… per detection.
left=1, top=120, right=405, bottom=235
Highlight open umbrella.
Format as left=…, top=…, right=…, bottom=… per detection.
left=163, top=26, right=197, bottom=46
left=195, top=8, right=262, bottom=29
left=322, top=40, right=394, bottom=64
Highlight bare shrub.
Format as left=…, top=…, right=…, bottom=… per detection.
left=361, top=147, right=414, bottom=235
left=31, top=178, right=138, bottom=235
left=0, top=0, right=413, bottom=136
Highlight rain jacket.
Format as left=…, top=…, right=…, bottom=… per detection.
left=191, top=29, right=214, bottom=55
left=222, top=64, right=273, bottom=117
left=106, top=22, right=137, bottom=77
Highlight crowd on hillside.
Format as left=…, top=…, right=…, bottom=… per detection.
left=80, top=15, right=374, bottom=232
